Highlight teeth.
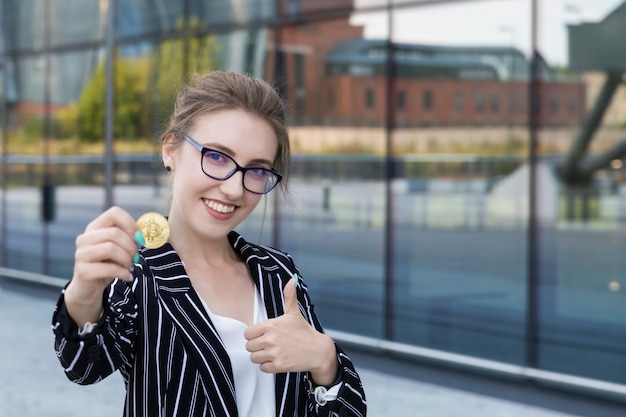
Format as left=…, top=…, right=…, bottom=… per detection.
left=206, top=200, right=235, bottom=214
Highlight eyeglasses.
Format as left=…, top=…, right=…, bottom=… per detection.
left=182, top=135, right=282, bottom=195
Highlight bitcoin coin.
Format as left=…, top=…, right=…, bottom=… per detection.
left=136, top=212, right=170, bottom=249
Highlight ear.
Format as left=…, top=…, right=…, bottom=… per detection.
left=162, top=134, right=177, bottom=171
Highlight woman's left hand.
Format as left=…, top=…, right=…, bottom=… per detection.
left=244, top=278, right=339, bottom=386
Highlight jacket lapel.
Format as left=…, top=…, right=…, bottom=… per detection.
left=143, top=244, right=239, bottom=416
left=229, top=231, right=287, bottom=319
left=229, top=232, right=300, bottom=416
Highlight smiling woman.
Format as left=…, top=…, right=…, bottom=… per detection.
left=51, top=71, right=367, bottom=417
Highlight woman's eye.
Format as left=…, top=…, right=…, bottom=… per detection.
left=205, top=151, right=227, bottom=163
left=248, top=168, right=269, bottom=179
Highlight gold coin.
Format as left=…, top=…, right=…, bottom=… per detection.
left=136, top=212, right=170, bottom=249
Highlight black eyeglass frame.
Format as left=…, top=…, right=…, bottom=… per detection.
left=182, top=135, right=283, bottom=195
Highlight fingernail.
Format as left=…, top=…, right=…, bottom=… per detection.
left=129, top=263, right=135, bottom=272
left=133, top=252, right=139, bottom=263
left=128, top=272, right=134, bottom=282
left=134, top=230, right=145, bottom=246
left=294, top=273, right=299, bottom=288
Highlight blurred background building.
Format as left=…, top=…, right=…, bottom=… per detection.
left=1, top=0, right=626, bottom=406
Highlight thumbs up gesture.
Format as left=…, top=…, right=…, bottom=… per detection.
left=282, top=274, right=300, bottom=315
left=244, top=277, right=339, bottom=386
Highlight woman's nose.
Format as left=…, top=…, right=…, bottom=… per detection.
left=218, top=170, right=246, bottom=197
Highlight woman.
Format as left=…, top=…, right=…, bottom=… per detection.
left=51, top=71, right=367, bottom=416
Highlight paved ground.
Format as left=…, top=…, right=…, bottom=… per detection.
left=0, top=278, right=623, bottom=417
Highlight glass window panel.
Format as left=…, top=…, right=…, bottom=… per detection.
left=1, top=0, right=46, bottom=51
left=4, top=56, right=47, bottom=274
left=423, top=90, right=433, bottom=111
left=44, top=49, right=106, bottom=277
left=1, top=0, right=103, bottom=50
left=270, top=13, right=387, bottom=338
left=193, top=0, right=273, bottom=27
left=454, top=91, right=464, bottom=113
left=117, top=0, right=182, bottom=38
left=397, top=90, right=406, bottom=110
left=117, top=1, right=274, bottom=41
left=214, top=28, right=267, bottom=76
left=537, top=0, right=626, bottom=384
left=389, top=0, right=531, bottom=366
left=49, top=0, right=103, bottom=47
left=0, top=5, right=5, bottom=55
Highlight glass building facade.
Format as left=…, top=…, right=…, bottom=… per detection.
left=2, top=0, right=626, bottom=401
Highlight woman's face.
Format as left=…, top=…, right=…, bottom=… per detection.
left=163, top=109, right=278, bottom=242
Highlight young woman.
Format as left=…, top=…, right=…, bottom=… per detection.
left=51, top=71, right=367, bottom=417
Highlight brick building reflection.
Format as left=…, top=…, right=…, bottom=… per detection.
left=269, top=1, right=585, bottom=129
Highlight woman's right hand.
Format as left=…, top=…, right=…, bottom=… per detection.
left=64, top=206, right=140, bottom=327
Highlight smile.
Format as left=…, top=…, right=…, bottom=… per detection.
left=204, top=199, right=235, bottom=214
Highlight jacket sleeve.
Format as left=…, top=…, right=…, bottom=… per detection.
left=295, top=272, right=367, bottom=417
left=51, top=277, right=139, bottom=385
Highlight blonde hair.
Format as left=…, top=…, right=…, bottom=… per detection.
left=160, top=71, right=290, bottom=193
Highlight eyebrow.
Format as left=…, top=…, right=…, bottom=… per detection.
left=204, top=142, right=274, bottom=167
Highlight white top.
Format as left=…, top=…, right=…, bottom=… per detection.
left=200, top=289, right=276, bottom=417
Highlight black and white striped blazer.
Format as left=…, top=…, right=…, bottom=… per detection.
left=52, top=231, right=367, bottom=417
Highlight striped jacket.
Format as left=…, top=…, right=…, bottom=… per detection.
left=52, top=231, right=367, bottom=417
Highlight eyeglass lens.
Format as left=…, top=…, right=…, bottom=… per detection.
left=201, top=150, right=278, bottom=194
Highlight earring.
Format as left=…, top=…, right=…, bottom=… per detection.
left=165, top=166, right=171, bottom=172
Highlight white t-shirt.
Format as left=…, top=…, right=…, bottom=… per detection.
left=200, top=289, right=276, bottom=417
